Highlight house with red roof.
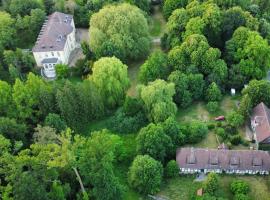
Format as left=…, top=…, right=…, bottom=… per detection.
left=250, top=102, right=270, bottom=149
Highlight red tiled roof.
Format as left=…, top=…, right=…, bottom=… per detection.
left=251, top=102, right=270, bottom=143
left=32, top=12, right=73, bottom=52
left=176, top=148, right=270, bottom=171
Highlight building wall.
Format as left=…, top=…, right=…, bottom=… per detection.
left=33, top=19, right=76, bottom=67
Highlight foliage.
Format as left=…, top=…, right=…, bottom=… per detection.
left=206, top=101, right=219, bottom=113
left=206, top=82, right=222, bottom=102
left=8, top=0, right=43, bottom=16
left=44, top=113, right=67, bottom=133
left=227, top=111, right=244, bottom=127
left=33, top=125, right=58, bottom=144
left=231, top=180, right=250, bottom=195
left=225, top=27, right=270, bottom=87
left=128, top=155, right=163, bottom=194
left=139, top=50, right=170, bottom=84
left=56, top=80, right=104, bottom=130
left=0, top=80, right=13, bottom=116
left=139, top=79, right=177, bottom=123
left=230, top=134, right=242, bottom=145
left=168, top=34, right=228, bottom=88
left=181, top=121, right=208, bottom=143
left=89, top=3, right=151, bottom=61
left=136, top=123, right=172, bottom=162
left=0, top=11, right=15, bottom=56
left=0, top=117, right=27, bottom=144
left=4, top=48, right=35, bottom=76
left=55, top=64, right=69, bottom=79
left=215, top=127, right=226, bottom=140
left=89, top=57, right=130, bottom=109
left=163, top=0, right=188, bottom=19
left=76, top=130, right=125, bottom=200
left=108, top=108, right=148, bottom=134
left=168, top=71, right=205, bottom=107
left=203, top=173, right=219, bottom=195
left=234, top=193, right=250, bottom=200
left=165, top=160, right=179, bottom=178
left=126, top=0, right=151, bottom=13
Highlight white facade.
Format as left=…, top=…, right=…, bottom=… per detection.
left=32, top=12, right=76, bottom=79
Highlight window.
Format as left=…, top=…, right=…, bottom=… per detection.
left=51, top=52, right=54, bottom=56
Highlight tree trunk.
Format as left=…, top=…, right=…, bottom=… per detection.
left=73, top=167, right=86, bottom=193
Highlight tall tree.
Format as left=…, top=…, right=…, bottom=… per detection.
left=89, top=57, right=130, bottom=109
left=89, top=3, right=151, bottom=61
left=128, top=155, right=163, bottom=194
left=0, top=80, right=13, bottom=116
left=139, top=79, right=177, bottom=123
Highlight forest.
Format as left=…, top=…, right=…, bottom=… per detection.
left=0, top=0, right=270, bottom=200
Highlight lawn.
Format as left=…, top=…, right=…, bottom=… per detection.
left=157, top=175, right=270, bottom=200
left=149, top=6, right=166, bottom=38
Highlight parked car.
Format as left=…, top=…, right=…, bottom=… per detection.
left=215, top=116, right=225, bottom=121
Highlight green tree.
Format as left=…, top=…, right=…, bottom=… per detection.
left=128, top=155, right=163, bottom=194
left=0, top=80, right=13, bottom=116
left=76, top=130, right=125, bottom=200
left=44, top=113, right=67, bottom=133
left=206, top=82, right=222, bottom=102
left=126, top=0, right=151, bottom=13
left=206, top=101, right=219, bottom=113
left=231, top=180, right=250, bottom=195
left=203, top=173, right=219, bottom=196
left=234, top=193, right=250, bottom=200
left=0, top=12, right=15, bottom=56
left=139, top=50, right=170, bottom=84
left=33, top=125, right=58, bottom=144
left=139, top=79, right=177, bottom=122
left=0, top=117, right=27, bottom=144
left=89, top=3, right=151, bottom=61
left=181, top=121, right=208, bottom=143
left=163, top=0, right=188, bottom=19
left=8, top=0, right=42, bottom=16
left=225, top=27, right=270, bottom=85
left=55, top=64, right=69, bottom=79
left=136, top=123, right=172, bottom=162
left=89, top=57, right=130, bottom=109
left=165, top=160, right=179, bottom=178
left=227, top=111, right=244, bottom=127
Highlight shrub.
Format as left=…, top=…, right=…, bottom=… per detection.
left=165, top=160, right=179, bottom=178
left=215, top=127, right=226, bottom=140
left=231, top=180, right=250, bottom=195
left=203, top=173, right=219, bottom=195
left=224, top=124, right=238, bottom=135
left=227, top=111, right=244, bottom=128
left=234, top=193, right=250, bottom=200
left=181, top=121, right=208, bottom=143
left=206, top=101, right=219, bottom=113
left=230, top=134, right=242, bottom=145
left=207, top=123, right=216, bottom=130
left=108, top=108, right=147, bottom=134
left=55, top=64, right=69, bottom=79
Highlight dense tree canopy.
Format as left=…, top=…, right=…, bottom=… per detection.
left=89, top=3, right=151, bottom=61
left=225, top=27, right=270, bottom=87
left=89, top=57, right=130, bottom=109
left=0, top=12, right=15, bottom=56
left=139, top=79, right=177, bottom=123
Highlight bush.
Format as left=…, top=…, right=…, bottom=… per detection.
left=227, top=111, right=244, bottom=128
left=108, top=108, right=148, bottom=134
left=165, top=160, right=179, bottom=178
left=123, top=96, right=143, bottom=116
left=215, top=127, right=226, bottom=140
left=224, top=124, right=238, bottom=135
left=206, top=101, right=219, bottom=113
left=55, top=64, right=69, bottom=79
left=230, top=134, right=242, bottom=145
left=181, top=121, right=208, bottom=143
left=207, top=123, right=216, bottom=130
left=231, top=180, right=250, bottom=195
left=203, top=173, right=219, bottom=195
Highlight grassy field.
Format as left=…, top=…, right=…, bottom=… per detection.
left=157, top=175, right=270, bottom=200
left=149, top=6, right=166, bottom=38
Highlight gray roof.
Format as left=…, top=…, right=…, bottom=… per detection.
left=176, top=148, right=270, bottom=171
left=41, top=58, right=58, bottom=64
left=33, top=12, right=74, bottom=52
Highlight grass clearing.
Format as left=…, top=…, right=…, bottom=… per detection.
left=158, top=175, right=270, bottom=200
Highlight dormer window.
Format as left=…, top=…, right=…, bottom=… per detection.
left=230, top=156, right=240, bottom=166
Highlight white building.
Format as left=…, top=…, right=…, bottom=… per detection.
left=32, top=12, right=76, bottom=78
